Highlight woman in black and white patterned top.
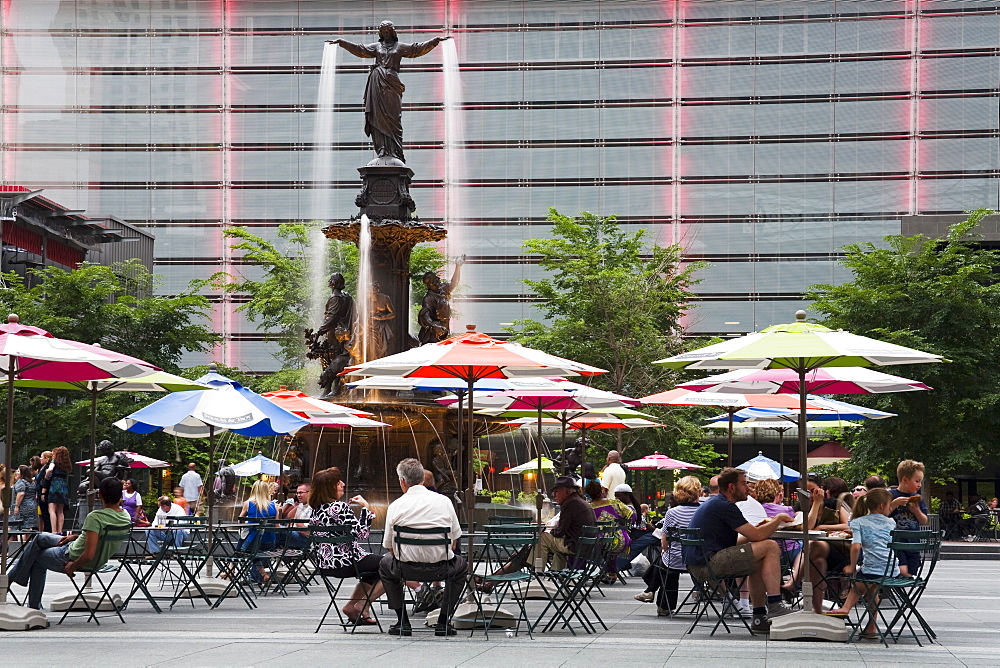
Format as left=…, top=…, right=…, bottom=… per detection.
left=309, top=467, right=382, bottom=625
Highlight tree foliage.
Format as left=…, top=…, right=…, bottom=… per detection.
left=221, top=223, right=446, bottom=369
left=507, top=209, right=719, bottom=467
left=806, top=208, right=1000, bottom=479
left=0, top=261, right=219, bottom=466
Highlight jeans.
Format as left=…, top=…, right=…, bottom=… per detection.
left=9, top=532, right=72, bottom=609
left=617, top=531, right=659, bottom=571
left=146, top=529, right=188, bottom=554
left=283, top=531, right=310, bottom=550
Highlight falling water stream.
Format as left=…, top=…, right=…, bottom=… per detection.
left=357, top=213, right=372, bottom=362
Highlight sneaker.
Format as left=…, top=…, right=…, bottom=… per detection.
left=634, top=591, right=654, bottom=603
left=767, top=601, right=796, bottom=618
left=750, top=615, right=771, bottom=635
left=656, top=606, right=671, bottom=617
left=729, top=600, right=753, bottom=618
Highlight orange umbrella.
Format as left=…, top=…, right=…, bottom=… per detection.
left=260, top=386, right=374, bottom=418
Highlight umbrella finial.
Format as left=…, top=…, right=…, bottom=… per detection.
left=466, top=324, right=476, bottom=332
left=7, top=313, right=18, bottom=323
left=795, top=310, right=807, bottom=321
left=279, top=385, right=287, bottom=390
left=209, top=362, right=218, bottom=373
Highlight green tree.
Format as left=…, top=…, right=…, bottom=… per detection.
left=222, top=223, right=446, bottom=369
left=0, top=261, right=219, bottom=465
left=806, top=208, right=1000, bottom=479
left=507, top=209, right=719, bottom=467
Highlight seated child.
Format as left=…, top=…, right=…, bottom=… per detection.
left=825, top=488, right=897, bottom=638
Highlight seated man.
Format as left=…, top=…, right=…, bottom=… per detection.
left=280, top=482, right=312, bottom=549
left=534, top=476, right=597, bottom=571
left=939, top=491, right=962, bottom=537
left=683, top=467, right=794, bottom=635
left=10, top=476, right=130, bottom=610
left=379, top=457, right=466, bottom=637
left=146, top=495, right=189, bottom=554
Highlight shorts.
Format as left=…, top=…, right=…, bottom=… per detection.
left=826, top=544, right=850, bottom=573
left=894, top=548, right=922, bottom=574
left=689, top=544, right=756, bottom=581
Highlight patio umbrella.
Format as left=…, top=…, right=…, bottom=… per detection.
left=639, top=388, right=828, bottom=466
left=676, top=367, right=932, bottom=395
left=0, top=314, right=160, bottom=630
left=20, top=370, right=210, bottom=510
left=115, top=364, right=308, bottom=588
left=75, top=451, right=170, bottom=469
left=500, top=457, right=555, bottom=475
left=347, top=375, right=567, bottom=392
left=343, top=325, right=606, bottom=551
left=259, top=387, right=374, bottom=418
left=231, top=453, right=283, bottom=477
left=624, top=452, right=703, bottom=471
left=655, top=310, right=942, bottom=639
left=735, top=452, right=800, bottom=483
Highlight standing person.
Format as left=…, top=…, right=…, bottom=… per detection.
left=121, top=478, right=143, bottom=523
left=179, top=462, right=204, bottom=515
left=683, top=468, right=794, bottom=635
left=379, top=458, right=466, bottom=637
left=600, top=450, right=626, bottom=496
left=10, top=477, right=130, bottom=610
left=34, top=451, right=52, bottom=532
left=888, top=459, right=928, bottom=576
left=309, top=469, right=381, bottom=625
left=12, top=465, right=39, bottom=531
left=43, top=446, right=72, bottom=534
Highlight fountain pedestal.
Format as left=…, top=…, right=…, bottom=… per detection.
left=323, top=163, right=445, bottom=359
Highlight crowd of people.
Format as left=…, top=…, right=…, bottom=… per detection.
left=3, top=444, right=996, bottom=637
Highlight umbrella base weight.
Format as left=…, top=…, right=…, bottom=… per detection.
left=434, top=602, right=517, bottom=629
left=769, top=611, right=849, bottom=642
left=49, top=590, right=121, bottom=612
left=0, top=602, right=48, bottom=631
left=173, top=577, right=237, bottom=599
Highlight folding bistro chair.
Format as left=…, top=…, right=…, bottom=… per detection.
left=654, top=526, right=699, bottom=618
left=58, top=523, right=133, bottom=625
left=676, top=527, right=750, bottom=636
left=310, top=527, right=383, bottom=634
left=470, top=524, right=539, bottom=639
left=850, top=529, right=942, bottom=647
left=389, top=524, right=460, bottom=635
left=257, top=524, right=312, bottom=597
left=531, top=527, right=606, bottom=636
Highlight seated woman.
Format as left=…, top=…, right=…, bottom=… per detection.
left=634, top=475, right=701, bottom=616
left=781, top=475, right=851, bottom=611
left=585, top=479, right=632, bottom=582
left=10, top=477, right=130, bottom=610
left=309, top=467, right=382, bottom=625
left=755, top=478, right=801, bottom=564
left=240, top=479, right=279, bottom=584
left=615, top=483, right=655, bottom=571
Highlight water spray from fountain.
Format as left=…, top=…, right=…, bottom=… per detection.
left=357, top=213, right=372, bottom=362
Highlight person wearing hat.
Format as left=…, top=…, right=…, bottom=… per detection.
left=533, top=476, right=596, bottom=571
left=615, top=483, right=658, bottom=572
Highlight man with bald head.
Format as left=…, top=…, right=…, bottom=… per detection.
left=600, top=450, right=626, bottom=496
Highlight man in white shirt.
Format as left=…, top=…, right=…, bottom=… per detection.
left=146, top=496, right=189, bottom=553
left=281, top=482, right=312, bottom=549
left=178, top=463, right=204, bottom=515
left=600, top=450, right=627, bottom=495
left=379, top=457, right=466, bottom=637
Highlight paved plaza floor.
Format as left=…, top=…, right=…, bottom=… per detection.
left=0, top=560, right=996, bottom=667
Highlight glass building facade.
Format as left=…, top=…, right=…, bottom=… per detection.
left=2, top=0, right=998, bottom=371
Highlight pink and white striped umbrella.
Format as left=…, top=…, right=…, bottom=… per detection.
left=676, top=367, right=931, bottom=395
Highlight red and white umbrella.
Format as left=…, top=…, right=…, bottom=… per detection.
left=676, top=367, right=932, bottom=395
left=345, top=326, right=606, bottom=534
left=260, top=387, right=375, bottom=418
left=625, top=452, right=703, bottom=471
left=639, top=388, right=830, bottom=465
left=75, top=451, right=170, bottom=469
left=0, top=314, right=159, bottom=626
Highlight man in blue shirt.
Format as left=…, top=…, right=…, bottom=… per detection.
left=684, top=467, right=794, bottom=634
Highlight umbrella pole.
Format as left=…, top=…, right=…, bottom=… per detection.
left=455, top=389, right=464, bottom=492
left=2, top=358, right=14, bottom=582
left=466, top=377, right=475, bottom=562
left=536, top=406, right=543, bottom=531
left=206, top=424, right=216, bottom=578
left=88, top=385, right=98, bottom=514
left=727, top=408, right=735, bottom=467
left=560, top=418, right=567, bottom=476
left=778, top=428, right=785, bottom=486
left=797, top=366, right=812, bottom=601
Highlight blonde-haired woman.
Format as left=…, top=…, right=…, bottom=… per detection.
left=635, top=475, right=703, bottom=615
left=239, top=479, right=278, bottom=584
